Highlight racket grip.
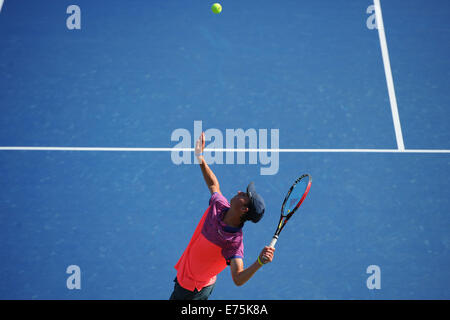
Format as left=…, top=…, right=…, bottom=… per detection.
left=261, top=236, right=278, bottom=264
left=269, top=235, right=278, bottom=248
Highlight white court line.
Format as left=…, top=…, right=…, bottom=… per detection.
left=0, top=0, right=4, bottom=13
left=374, top=0, right=405, bottom=151
left=0, top=147, right=449, bottom=153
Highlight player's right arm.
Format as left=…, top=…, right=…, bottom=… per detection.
left=196, top=132, right=221, bottom=195
left=229, top=247, right=275, bottom=286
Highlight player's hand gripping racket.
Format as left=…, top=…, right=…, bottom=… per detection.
left=267, top=174, right=312, bottom=253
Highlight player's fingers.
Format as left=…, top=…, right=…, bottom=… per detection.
left=264, top=246, right=275, bottom=254
left=262, top=249, right=273, bottom=258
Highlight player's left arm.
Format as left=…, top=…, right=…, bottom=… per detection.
left=229, top=246, right=275, bottom=286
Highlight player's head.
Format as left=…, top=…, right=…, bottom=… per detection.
left=244, top=182, right=265, bottom=223
left=230, top=191, right=251, bottom=217
left=230, top=182, right=265, bottom=225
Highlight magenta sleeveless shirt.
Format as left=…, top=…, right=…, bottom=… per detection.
left=174, top=192, right=244, bottom=291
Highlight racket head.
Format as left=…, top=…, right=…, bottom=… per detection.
left=281, top=174, right=312, bottom=218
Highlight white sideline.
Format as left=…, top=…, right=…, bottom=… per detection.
left=374, top=0, right=405, bottom=151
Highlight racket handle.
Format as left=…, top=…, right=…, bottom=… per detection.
left=269, top=235, right=278, bottom=248
left=260, top=236, right=278, bottom=264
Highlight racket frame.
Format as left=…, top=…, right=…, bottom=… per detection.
left=269, top=174, right=312, bottom=248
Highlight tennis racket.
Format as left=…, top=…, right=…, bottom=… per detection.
left=268, top=174, right=312, bottom=249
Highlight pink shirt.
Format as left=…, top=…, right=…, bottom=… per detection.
left=174, top=192, right=244, bottom=291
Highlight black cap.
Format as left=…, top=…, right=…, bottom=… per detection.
left=246, top=182, right=265, bottom=223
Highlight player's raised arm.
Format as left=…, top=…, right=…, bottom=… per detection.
left=195, top=132, right=221, bottom=195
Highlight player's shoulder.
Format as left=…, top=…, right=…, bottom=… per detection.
left=209, top=191, right=229, bottom=206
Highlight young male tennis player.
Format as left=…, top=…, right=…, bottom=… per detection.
left=169, top=132, right=275, bottom=300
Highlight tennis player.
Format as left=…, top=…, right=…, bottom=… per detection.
left=169, top=132, right=275, bottom=300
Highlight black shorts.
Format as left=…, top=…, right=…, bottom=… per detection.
left=169, top=277, right=215, bottom=300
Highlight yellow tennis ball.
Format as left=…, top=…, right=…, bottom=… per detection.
left=211, top=3, right=222, bottom=14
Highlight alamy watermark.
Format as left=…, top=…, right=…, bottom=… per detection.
left=66, top=265, right=81, bottom=290
left=366, top=4, right=378, bottom=30
left=366, top=265, right=381, bottom=290
left=170, top=121, right=280, bottom=175
left=66, top=5, right=81, bottom=30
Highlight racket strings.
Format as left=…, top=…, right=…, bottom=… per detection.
left=273, top=174, right=311, bottom=239
left=283, top=177, right=310, bottom=216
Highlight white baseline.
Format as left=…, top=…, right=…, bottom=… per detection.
left=0, top=147, right=449, bottom=153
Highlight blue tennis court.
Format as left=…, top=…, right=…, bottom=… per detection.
left=0, top=0, right=449, bottom=299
